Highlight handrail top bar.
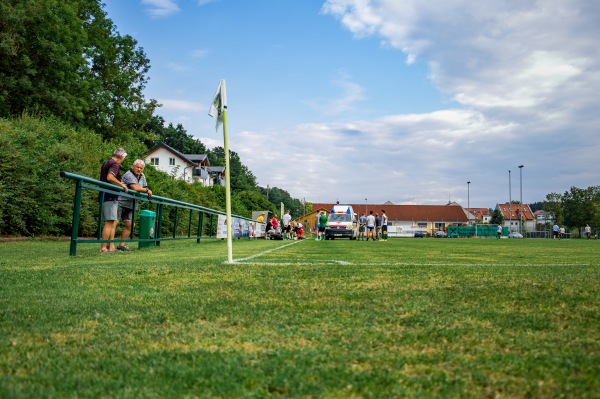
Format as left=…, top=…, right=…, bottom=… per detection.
left=61, top=171, right=246, bottom=220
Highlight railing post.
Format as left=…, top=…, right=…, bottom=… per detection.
left=187, top=209, right=193, bottom=238
left=173, top=208, right=179, bottom=238
left=97, top=195, right=104, bottom=240
left=69, top=179, right=83, bottom=256
left=156, top=203, right=163, bottom=247
left=197, top=211, right=204, bottom=243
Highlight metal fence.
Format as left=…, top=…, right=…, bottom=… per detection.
left=61, top=171, right=253, bottom=256
left=447, top=225, right=508, bottom=238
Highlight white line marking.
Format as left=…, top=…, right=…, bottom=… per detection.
left=231, top=261, right=592, bottom=267
left=230, top=240, right=302, bottom=263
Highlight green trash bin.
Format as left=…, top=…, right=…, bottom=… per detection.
left=139, top=210, right=156, bottom=249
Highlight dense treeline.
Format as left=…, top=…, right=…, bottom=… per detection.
left=0, top=0, right=305, bottom=237
left=544, top=187, right=600, bottom=236
left=0, top=0, right=157, bottom=142
left=0, top=116, right=304, bottom=236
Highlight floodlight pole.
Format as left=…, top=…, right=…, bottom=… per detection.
left=365, top=198, right=367, bottom=215
left=508, top=170, right=512, bottom=234
left=467, top=181, right=471, bottom=225
left=519, top=165, right=524, bottom=235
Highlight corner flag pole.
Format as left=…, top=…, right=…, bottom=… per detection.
left=209, top=80, right=233, bottom=263
left=222, top=106, right=233, bottom=263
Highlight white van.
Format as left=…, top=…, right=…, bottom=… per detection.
left=325, top=205, right=358, bottom=240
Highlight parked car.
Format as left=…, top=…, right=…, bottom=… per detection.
left=435, top=231, right=447, bottom=238
left=509, top=232, right=523, bottom=239
left=414, top=232, right=425, bottom=238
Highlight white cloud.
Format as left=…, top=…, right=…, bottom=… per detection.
left=167, top=62, right=193, bottom=73
left=305, top=72, right=366, bottom=115
left=235, top=109, right=520, bottom=204
left=141, top=0, right=180, bottom=18
left=189, top=49, right=209, bottom=58
left=311, top=0, right=600, bottom=205
left=159, top=99, right=204, bottom=112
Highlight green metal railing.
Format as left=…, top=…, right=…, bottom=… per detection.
left=61, top=171, right=252, bottom=256
left=447, top=225, right=507, bottom=238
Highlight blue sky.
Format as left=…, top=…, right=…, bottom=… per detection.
left=104, top=0, right=599, bottom=209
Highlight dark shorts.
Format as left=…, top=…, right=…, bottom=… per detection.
left=382, top=225, right=388, bottom=232
left=367, top=226, right=374, bottom=231
left=318, top=226, right=326, bottom=233
left=118, top=206, right=133, bottom=222
left=284, top=225, right=291, bottom=233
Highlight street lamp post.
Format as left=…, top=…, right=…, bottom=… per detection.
left=467, top=181, right=471, bottom=225
left=519, top=165, right=524, bottom=235
left=266, top=184, right=270, bottom=201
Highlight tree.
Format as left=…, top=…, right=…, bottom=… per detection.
left=544, top=192, right=563, bottom=226
left=529, top=201, right=544, bottom=213
left=210, top=147, right=257, bottom=192
left=563, top=186, right=600, bottom=235
left=490, top=209, right=504, bottom=225
left=146, top=116, right=207, bottom=154
left=0, top=0, right=88, bottom=121
left=81, top=0, right=157, bottom=141
left=0, top=0, right=157, bottom=141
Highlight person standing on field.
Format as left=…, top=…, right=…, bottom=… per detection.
left=381, top=210, right=388, bottom=241
left=585, top=224, right=592, bottom=240
left=99, top=148, right=128, bottom=252
left=358, top=213, right=367, bottom=240
left=317, top=211, right=327, bottom=240
left=270, top=213, right=280, bottom=234
left=282, top=210, right=292, bottom=240
left=117, top=159, right=152, bottom=251
left=497, top=224, right=502, bottom=239
left=366, top=211, right=376, bottom=241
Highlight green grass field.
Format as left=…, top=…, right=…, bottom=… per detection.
left=1, top=237, right=599, bottom=398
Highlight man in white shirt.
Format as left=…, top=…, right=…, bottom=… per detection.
left=366, top=211, right=376, bottom=241
left=282, top=210, right=292, bottom=240
left=585, top=224, right=592, bottom=240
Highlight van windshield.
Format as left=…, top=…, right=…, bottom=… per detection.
left=329, top=213, right=352, bottom=223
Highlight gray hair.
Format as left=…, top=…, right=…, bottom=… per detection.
left=113, top=148, right=127, bottom=159
left=133, top=159, right=145, bottom=167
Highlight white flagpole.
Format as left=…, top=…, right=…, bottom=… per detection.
left=209, top=80, right=233, bottom=263
left=222, top=106, right=233, bottom=263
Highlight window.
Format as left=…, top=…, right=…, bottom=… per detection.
left=150, top=158, right=159, bottom=166
left=169, top=158, right=175, bottom=166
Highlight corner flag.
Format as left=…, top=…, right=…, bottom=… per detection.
left=208, top=79, right=233, bottom=263
left=208, top=80, right=227, bottom=131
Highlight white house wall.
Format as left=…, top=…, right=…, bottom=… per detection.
left=146, top=147, right=194, bottom=183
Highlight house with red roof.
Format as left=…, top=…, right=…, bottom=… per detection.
left=496, top=203, right=535, bottom=232
left=311, top=202, right=468, bottom=237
